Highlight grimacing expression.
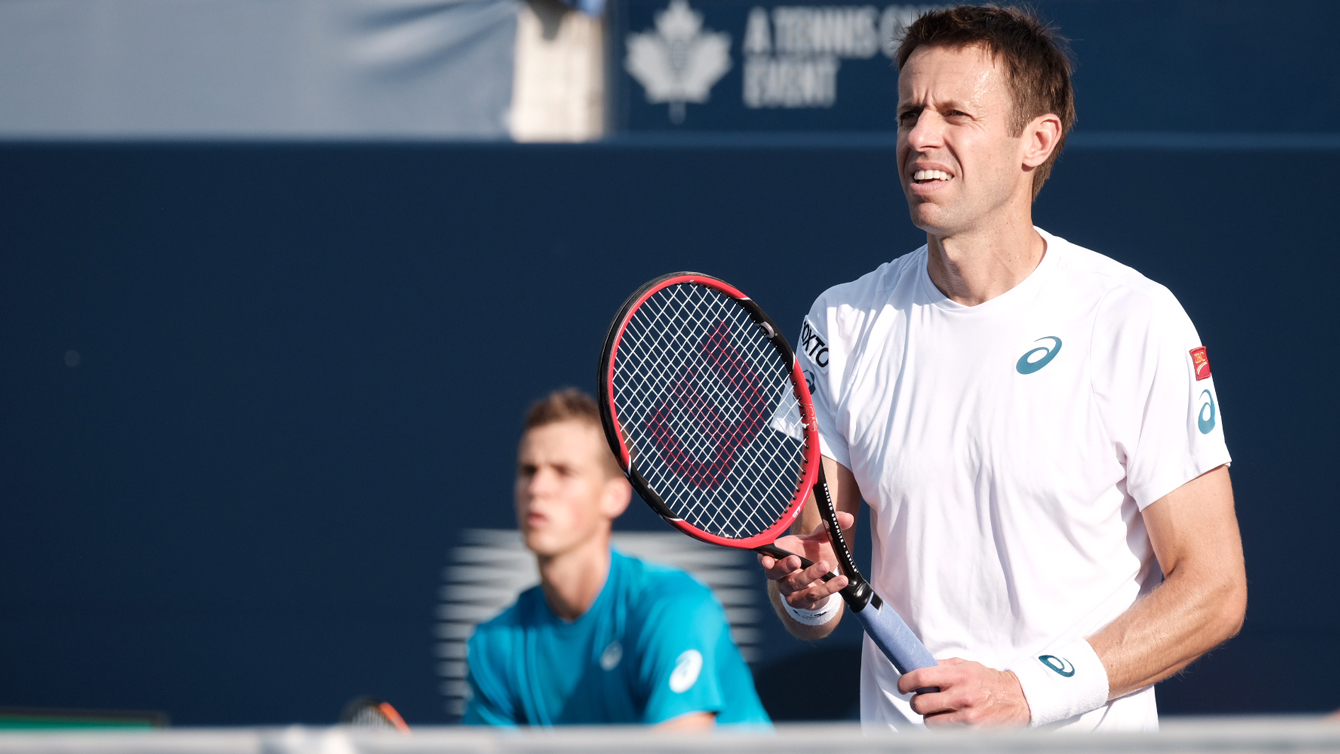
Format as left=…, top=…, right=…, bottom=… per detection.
left=896, top=44, right=1034, bottom=236
left=514, top=420, right=628, bottom=558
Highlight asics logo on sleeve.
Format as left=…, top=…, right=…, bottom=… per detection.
left=1198, top=389, right=1216, bottom=434
left=1016, top=337, right=1062, bottom=375
left=1039, top=655, right=1076, bottom=677
left=669, top=649, right=703, bottom=693
left=799, top=317, right=829, bottom=370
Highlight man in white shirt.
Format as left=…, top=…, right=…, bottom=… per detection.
left=760, top=6, right=1246, bottom=731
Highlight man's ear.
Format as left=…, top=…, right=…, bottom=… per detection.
left=1022, top=112, right=1063, bottom=169
left=602, top=475, right=632, bottom=520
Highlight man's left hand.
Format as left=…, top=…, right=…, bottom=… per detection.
left=897, top=658, right=1031, bottom=727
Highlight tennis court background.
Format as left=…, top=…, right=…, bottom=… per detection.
left=2, top=139, right=1336, bottom=724
left=2, top=0, right=1339, bottom=729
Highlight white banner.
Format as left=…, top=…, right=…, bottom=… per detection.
left=0, top=0, right=519, bottom=138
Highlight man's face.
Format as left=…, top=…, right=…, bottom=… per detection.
left=896, top=44, right=1030, bottom=236
left=515, top=420, right=627, bottom=558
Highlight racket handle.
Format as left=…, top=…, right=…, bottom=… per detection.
left=849, top=598, right=940, bottom=692
left=756, top=544, right=939, bottom=691
left=755, top=547, right=877, bottom=613
left=755, top=545, right=838, bottom=581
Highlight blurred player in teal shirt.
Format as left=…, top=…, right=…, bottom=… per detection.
left=463, top=390, right=770, bottom=729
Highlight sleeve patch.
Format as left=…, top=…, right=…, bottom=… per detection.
left=1190, top=346, right=1211, bottom=380
left=799, top=316, right=829, bottom=372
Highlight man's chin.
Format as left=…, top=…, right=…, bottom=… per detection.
left=521, top=531, right=548, bottom=555
left=909, top=208, right=957, bottom=237
left=907, top=202, right=940, bottom=229
left=523, top=532, right=574, bottom=559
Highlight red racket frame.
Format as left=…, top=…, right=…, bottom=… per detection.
left=597, top=272, right=822, bottom=550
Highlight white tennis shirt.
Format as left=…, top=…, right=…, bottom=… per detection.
left=799, top=229, right=1231, bottom=732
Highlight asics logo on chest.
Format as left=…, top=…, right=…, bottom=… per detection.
left=600, top=641, right=623, bottom=671
left=1016, top=336, right=1062, bottom=375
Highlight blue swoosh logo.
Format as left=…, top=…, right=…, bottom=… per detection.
left=1016, top=337, right=1062, bottom=375
left=1198, top=389, right=1216, bottom=434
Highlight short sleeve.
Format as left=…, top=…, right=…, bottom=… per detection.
left=632, top=583, right=730, bottom=725
left=462, top=630, right=519, bottom=726
left=798, top=301, right=851, bottom=469
left=1092, top=285, right=1231, bottom=509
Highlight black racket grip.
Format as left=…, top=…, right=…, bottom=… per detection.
left=755, top=544, right=872, bottom=607
left=755, top=544, right=832, bottom=579
left=755, top=544, right=871, bottom=603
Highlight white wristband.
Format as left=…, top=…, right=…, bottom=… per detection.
left=782, top=593, right=841, bottom=626
left=1008, top=639, right=1110, bottom=727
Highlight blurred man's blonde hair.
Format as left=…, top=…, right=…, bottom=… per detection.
left=522, top=388, right=622, bottom=478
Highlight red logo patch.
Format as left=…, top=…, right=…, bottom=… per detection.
left=1190, top=347, right=1211, bottom=381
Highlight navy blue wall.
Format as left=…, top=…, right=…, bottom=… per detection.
left=1, top=140, right=1337, bottom=723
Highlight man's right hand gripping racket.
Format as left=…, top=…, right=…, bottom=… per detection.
left=596, top=272, right=938, bottom=682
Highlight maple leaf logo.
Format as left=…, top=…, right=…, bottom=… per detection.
left=624, top=0, right=732, bottom=124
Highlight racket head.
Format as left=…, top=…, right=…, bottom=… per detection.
left=340, top=696, right=410, bottom=733
left=597, top=272, right=821, bottom=550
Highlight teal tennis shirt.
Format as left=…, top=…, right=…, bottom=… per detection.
left=463, top=549, right=770, bottom=727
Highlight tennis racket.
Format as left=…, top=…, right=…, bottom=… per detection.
left=596, top=271, right=938, bottom=678
left=340, top=696, right=410, bottom=733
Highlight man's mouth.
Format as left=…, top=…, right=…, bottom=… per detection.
left=912, top=169, right=953, bottom=183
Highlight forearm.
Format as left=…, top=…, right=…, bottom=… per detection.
left=653, top=711, right=715, bottom=730
left=1088, top=561, right=1246, bottom=698
left=911, top=556, right=1245, bottom=728
left=768, top=578, right=844, bottom=640
left=1086, top=467, right=1246, bottom=699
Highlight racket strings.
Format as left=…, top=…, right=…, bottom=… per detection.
left=612, top=283, right=810, bottom=540
left=644, top=321, right=767, bottom=488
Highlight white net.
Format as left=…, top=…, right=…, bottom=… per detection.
left=611, top=283, right=809, bottom=540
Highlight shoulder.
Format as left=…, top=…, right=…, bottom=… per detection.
left=1045, top=231, right=1201, bottom=370
left=810, top=246, right=926, bottom=318
left=614, top=552, right=725, bottom=623
left=467, top=585, right=540, bottom=658
left=1046, top=230, right=1180, bottom=314
left=616, top=551, right=716, bottom=603
left=804, top=247, right=926, bottom=363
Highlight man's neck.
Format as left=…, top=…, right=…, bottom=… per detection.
left=536, top=536, right=612, bottom=621
left=925, top=214, right=1046, bottom=306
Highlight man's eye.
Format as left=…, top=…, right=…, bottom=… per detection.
left=898, top=111, right=918, bottom=125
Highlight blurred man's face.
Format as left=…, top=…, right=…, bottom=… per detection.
left=515, top=420, right=626, bottom=559
left=896, top=44, right=1030, bottom=235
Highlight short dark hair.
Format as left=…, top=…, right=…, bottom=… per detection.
left=522, top=388, right=621, bottom=477
left=896, top=5, right=1075, bottom=200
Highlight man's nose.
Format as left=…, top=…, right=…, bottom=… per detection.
left=907, top=112, right=944, bottom=151
left=526, top=468, right=555, bottom=497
